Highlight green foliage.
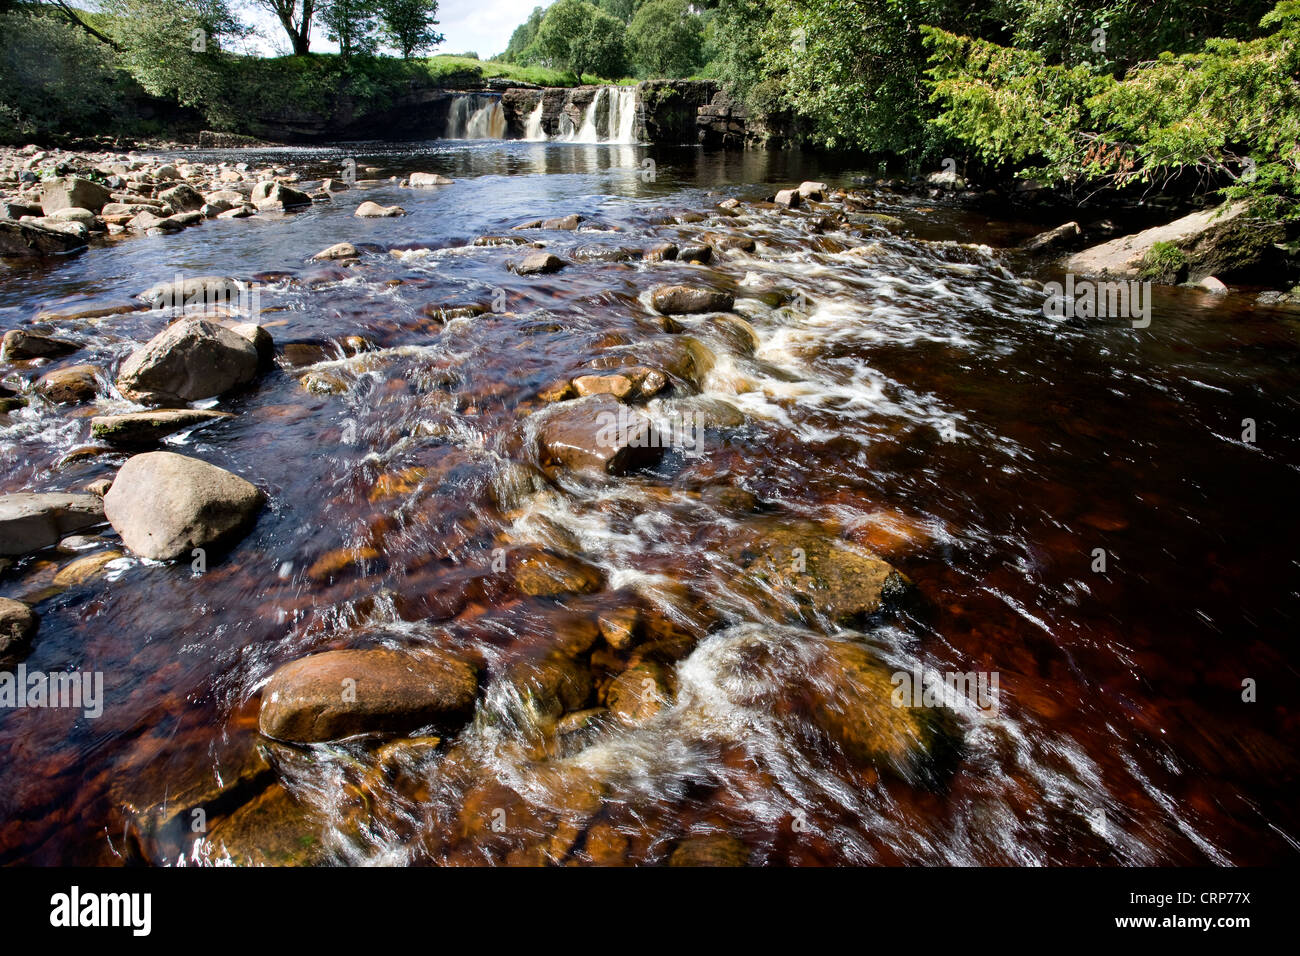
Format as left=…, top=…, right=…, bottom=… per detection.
left=759, top=0, right=936, bottom=154
left=1138, top=241, right=1188, bottom=281
left=924, top=1, right=1300, bottom=217
left=0, top=11, right=121, bottom=142
left=627, top=0, right=703, bottom=78
left=100, top=0, right=243, bottom=111
left=318, top=0, right=380, bottom=58
left=534, top=0, right=628, bottom=81
left=923, top=27, right=1112, bottom=176
left=377, top=0, right=443, bottom=58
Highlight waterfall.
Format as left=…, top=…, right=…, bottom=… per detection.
left=444, top=94, right=506, bottom=140
left=523, top=99, right=546, bottom=141
left=550, top=86, right=639, bottom=144
left=573, top=88, right=605, bottom=144
left=607, top=86, right=638, bottom=144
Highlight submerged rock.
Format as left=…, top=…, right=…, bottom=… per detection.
left=116, top=318, right=260, bottom=405
left=535, top=394, right=662, bottom=475
left=804, top=639, right=958, bottom=779
left=513, top=549, right=605, bottom=597
left=258, top=647, right=479, bottom=743
left=103, top=451, right=265, bottom=560
left=202, top=784, right=327, bottom=866
left=90, top=409, right=235, bottom=447
left=720, top=522, right=911, bottom=626
left=669, top=834, right=750, bottom=866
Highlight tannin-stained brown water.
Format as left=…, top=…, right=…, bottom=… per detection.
left=1, top=142, right=1297, bottom=865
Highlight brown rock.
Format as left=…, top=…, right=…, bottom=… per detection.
left=512, top=252, right=566, bottom=275
left=90, top=409, right=234, bottom=447
left=535, top=394, right=661, bottom=475
left=37, top=364, right=100, bottom=404
left=650, top=285, right=734, bottom=314
left=116, top=318, right=259, bottom=405
left=258, top=647, right=479, bottom=743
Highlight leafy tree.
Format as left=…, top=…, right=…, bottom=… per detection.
left=759, top=0, right=934, bottom=154
left=593, top=0, right=640, bottom=21
left=101, top=0, right=243, bottom=113
left=924, top=0, right=1300, bottom=217
left=0, top=10, right=120, bottom=142
left=534, top=0, right=627, bottom=80
left=377, top=0, right=443, bottom=58
left=318, top=0, right=380, bottom=57
left=627, top=0, right=703, bottom=77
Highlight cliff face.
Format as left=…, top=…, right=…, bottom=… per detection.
left=637, top=80, right=719, bottom=144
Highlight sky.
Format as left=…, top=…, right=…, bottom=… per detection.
left=437, top=0, right=553, bottom=58
left=236, top=0, right=554, bottom=59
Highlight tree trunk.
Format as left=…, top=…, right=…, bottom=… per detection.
left=50, top=0, right=121, bottom=50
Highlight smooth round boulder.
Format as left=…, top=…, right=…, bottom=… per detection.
left=103, top=451, right=265, bottom=560
left=258, top=647, right=479, bottom=742
left=650, top=285, right=735, bottom=314
left=116, top=318, right=259, bottom=405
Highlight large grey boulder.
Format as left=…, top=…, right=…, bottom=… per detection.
left=116, top=318, right=260, bottom=405
left=40, top=176, right=112, bottom=214
left=103, top=451, right=265, bottom=560
left=1066, top=202, right=1284, bottom=283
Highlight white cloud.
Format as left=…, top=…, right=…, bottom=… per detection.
left=438, top=0, right=558, bottom=58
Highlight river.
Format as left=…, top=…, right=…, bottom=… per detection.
left=1, top=140, right=1297, bottom=865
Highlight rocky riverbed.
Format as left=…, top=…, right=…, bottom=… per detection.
left=1, top=142, right=1297, bottom=865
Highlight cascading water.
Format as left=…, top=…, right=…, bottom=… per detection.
left=547, top=86, right=639, bottom=144
left=523, top=99, right=546, bottom=141
left=443, top=94, right=507, bottom=140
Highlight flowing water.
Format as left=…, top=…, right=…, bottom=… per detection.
left=443, top=95, right=508, bottom=141
left=1, top=142, right=1297, bottom=866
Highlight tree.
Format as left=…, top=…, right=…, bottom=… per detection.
left=0, top=10, right=120, bottom=142
left=535, top=0, right=627, bottom=80
left=628, top=0, right=703, bottom=77
left=594, top=0, right=640, bottom=21
left=318, top=0, right=380, bottom=57
left=923, top=1, right=1300, bottom=218
left=101, top=0, right=244, bottom=110
left=378, top=0, right=443, bottom=58
left=249, top=0, right=316, bottom=55
left=760, top=0, right=934, bottom=154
